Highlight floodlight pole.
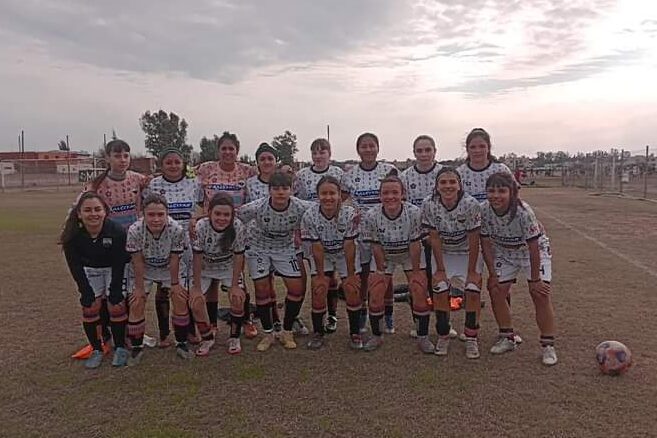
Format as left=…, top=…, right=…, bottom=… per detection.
left=20, top=130, right=25, bottom=188
left=67, top=135, right=71, bottom=186
left=619, top=149, right=625, bottom=194
left=645, top=145, right=649, bottom=199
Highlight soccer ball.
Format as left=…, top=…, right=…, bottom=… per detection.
left=595, top=341, right=632, bottom=375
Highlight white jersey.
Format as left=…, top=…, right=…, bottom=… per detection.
left=457, top=162, right=513, bottom=203
left=245, top=175, right=270, bottom=203
left=294, top=165, right=344, bottom=202
left=341, top=162, right=397, bottom=213
left=300, top=204, right=359, bottom=254
left=126, top=217, right=186, bottom=279
left=400, top=163, right=443, bottom=207
left=237, top=197, right=314, bottom=252
left=421, top=194, right=481, bottom=254
left=362, top=202, right=423, bottom=261
left=480, top=200, right=545, bottom=260
left=192, top=217, right=246, bottom=274
left=143, top=176, right=202, bottom=228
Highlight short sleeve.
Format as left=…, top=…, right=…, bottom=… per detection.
left=520, top=204, right=542, bottom=241
left=361, top=211, right=378, bottom=244
left=421, top=201, right=437, bottom=230
left=465, top=199, right=482, bottom=231
left=170, top=224, right=185, bottom=253
left=300, top=209, right=319, bottom=241
left=232, top=220, right=246, bottom=254
left=341, top=171, right=353, bottom=194
left=192, top=220, right=205, bottom=253
left=409, top=207, right=423, bottom=241
left=125, top=223, right=143, bottom=253
left=237, top=199, right=259, bottom=224
left=345, top=208, right=359, bottom=240
left=480, top=206, right=491, bottom=237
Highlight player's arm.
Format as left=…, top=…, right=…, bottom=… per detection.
left=344, top=238, right=357, bottom=278
left=109, top=229, right=128, bottom=303
left=312, top=241, right=325, bottom=279
left=63, top=242, right=95, bottom=306
left=428, top=229, right=447, bottom=285
left=409, top=239, right=421, bottom=273
left=131, top=252, right=147, bottom=295
left=466, top=229, right=480, bottom=276
left=231, top=253, right=245, bottom=289
left=191, top=250, right=203, bottom=294
left=371, top=243, right=387, bottom=275
left=526, top=237, right=549, bottom=295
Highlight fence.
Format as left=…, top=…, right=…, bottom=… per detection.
left=0, top=158, right=105, bottom=191
left=559, top=146, right=656, bottom=200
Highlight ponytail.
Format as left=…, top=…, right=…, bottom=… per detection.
left=60, top=192, right=109, bottom=246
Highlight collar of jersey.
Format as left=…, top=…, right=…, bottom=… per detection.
left=382, top=203, right=403, bottom=221
left=269, top=198, right=291, bottom=212
left=311, top=165, right=330, bottom=174
left=414, top=162, right=436, bottom=174
left=163, top=174, right=185, bottom=184
left=359, top=162, right=378, bottom=172
left=467, top=160, right=493, bottom=172
left=439, top=192, right=463, bottom=212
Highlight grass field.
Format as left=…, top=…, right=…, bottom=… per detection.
left=1, top=185, right=656, bottom=437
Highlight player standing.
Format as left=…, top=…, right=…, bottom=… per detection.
left=341, top=133, right=397, bottom=333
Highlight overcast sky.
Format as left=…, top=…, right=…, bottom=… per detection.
left=1, top=0, right=655, bottom=161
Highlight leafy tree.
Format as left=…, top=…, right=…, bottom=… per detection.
left=139, top=110, right=192, bottom=159
left=271, top=130, right=298, bottom=165
left=199, top=135, right=219, bottom=163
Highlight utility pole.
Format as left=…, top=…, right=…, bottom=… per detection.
left=619, top=149, right=625, bottom=194
left=611, top=150, right=616, bottom=191
left=20, top=130, right=25, bottom=188
left=326, top=124, right=330, bottom=141
left=645, top=145, right=650, bottom=199
left=66, top=134, right=71, bottom=186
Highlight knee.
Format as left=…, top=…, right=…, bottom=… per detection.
left=171, top=288, right=189, bottom=314
left=81, top=298, right=102, bottom=323
left=128, top=293, right=146, bottom=319
left=108, top=301, right=128, bottom=322
left=411, top=287, right=431, bottom=315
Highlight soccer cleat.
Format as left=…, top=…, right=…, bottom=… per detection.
left=292, top=317, right=309, bottom=336
left=243, top=321, right=258, bottom=339
left=84, top=350, right=103, bottom=369
left=71, top=344, right=94, bottom=360
left=325, top=315, right=338, bottom=334
left=450, top=297, right=463, bottom=311
left=458, top=332, right=467, bottom=342
left=384, top=314, right=395, bottom=334
left=273, top=321, right=283, bottom=338
left=417, top=336, right=435, bottom=354
left=187, top=334, right=201, bottom=345
left=196, top=338, right=215, bottom=357
left=227, top=337, right=242, bottom=355
left=111, top=347, right=129, bottom=367
left=359, top=312, right=368, bottom=334
left=306, top=333, right=325, bottom=350
left=449, top=328, right=458, bottom=339
left=514, top=334, right=524, bottom=344
left=279, top=330, right=297, bottom=349
left=434, top=337, right=449, bottom=356
left=465, top=338, right=480, bottom=359
left=176, top=343, right=194, bottom=360
left=102, top=342, right=112, bottom=355
left=363, top=335, right=383, bottom=352
left=350, top=334, right=364, bottom=350
left=143, top=334, right=158, bottom=348
left=409, top=329, right=418, bottom=338
left=257, top=333, right=275, bottom=352
left=542, top=345, right=558, bottom=366
left=127, top=348, right=145, bottom=366
left=490, top=337, right=516, bottom=355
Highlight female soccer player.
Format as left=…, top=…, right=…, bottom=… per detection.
left=361, top=171, right=424, bottom=351
left=61, top=192, right=130, bottom=369
left=301, top=176, right=361, bottom=349
left=125, top=194, right=189, bottom=364
left=245, top=143, right=278, bottom=203
left=191, top=193, right=248, bottom=355
left=143, top=147, right=203, bottom=348
left=72, top=139, right=147, bottom=359
left=341, top=133, right=397, bottom=333
left=238, top=171, right=313, bottom=352
left=422, top=167, right=483, bottom=358
left=480, top=172, right=557, bottom=366
left=295, top=138, right=344, bottom=333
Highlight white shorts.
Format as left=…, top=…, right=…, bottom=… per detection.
left=133, top=265, right=186, bottom=291
left=246, top=248, right=302, bottom=280
left=308, top=252, right=362, bottom=278
left=83, top=265, right=131, bottom=298
left=371, top=254, right=426, bottom=275
left=198, top=268, right=244, bottom=293
left=431, top=252, right=483, bottom=292
left=495, top=249, right=552, bottom=283
left=358, top=240, right=372, bottom=266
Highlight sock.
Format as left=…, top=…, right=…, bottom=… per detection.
left=155, top=295, right=170, bottom=340
left=187, top=307, right=197, bottom=338
left=464, top=311, right=479, bottom=338
left=417, top=315, right=430, bottom=337
left=206, top=301, right=218, bottom=327
left=258, top=303, right=274, bottom=332
left=327, top=289, right=338, bottom=317
left=435, top=310, right=450, bottom=336
left=243, top=293, right=251, bottom=322
left=347, top=309, right=361, bottom=335
left=283, top=299, right=303, bottom=331
left=231, top=315, right=244, bottom=338
left=173, top=321, right=189, bottom=344
left=311, top=311, right=326, bottom=335
left=500, top=327, right=515, bottom=340
left=82, top=321, right=102, bottom=351
left=540, top=335, right=555, bottom=347
left=110, top=320, right=126, bottom=348
left=385, top=305, right=394, bottom=317
left=99, top=299, right=111, bottom=341
left=370, top=314, right=383, bottom=336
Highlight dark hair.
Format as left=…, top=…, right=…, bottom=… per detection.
left=413, top=135, right=436, bottom=150
left=255, top=142, right=278, bottom=162
left=465, top=128, right=494, bottom=163
left=90, top=139, right=131, bottom=192
left=486, top=172, right=522, bottom=221
left=159, top=148, right=191, bottom=179
left=433, top=166, right=463, bottom=201
left=60, top=191, right=110, bottom=245
left=208, top=193, right=236, bottom=253
left=217, top=131, right=240, bottom=152
left=379, top=168, right=404, bottom=193
left=310, top=138, right=331, bottom=153
left=316, top=175, right=341, bottom=194
left=142, top=193, right=169, bottom=211
left=269, top=170, right=293, bottom=188
left=356, top=132, right=379, bottom=150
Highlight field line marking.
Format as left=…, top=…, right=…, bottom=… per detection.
left=535, top=207, right=657, bottom=279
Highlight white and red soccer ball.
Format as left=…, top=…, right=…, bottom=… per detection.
left=596, top=341, right=632, bottom=376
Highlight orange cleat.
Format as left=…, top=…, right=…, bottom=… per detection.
left=71, top=344, right=93, bottom=360
left=244, top=321, right=258, bottom=339
left=450, top=297, right=463, bottom=311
